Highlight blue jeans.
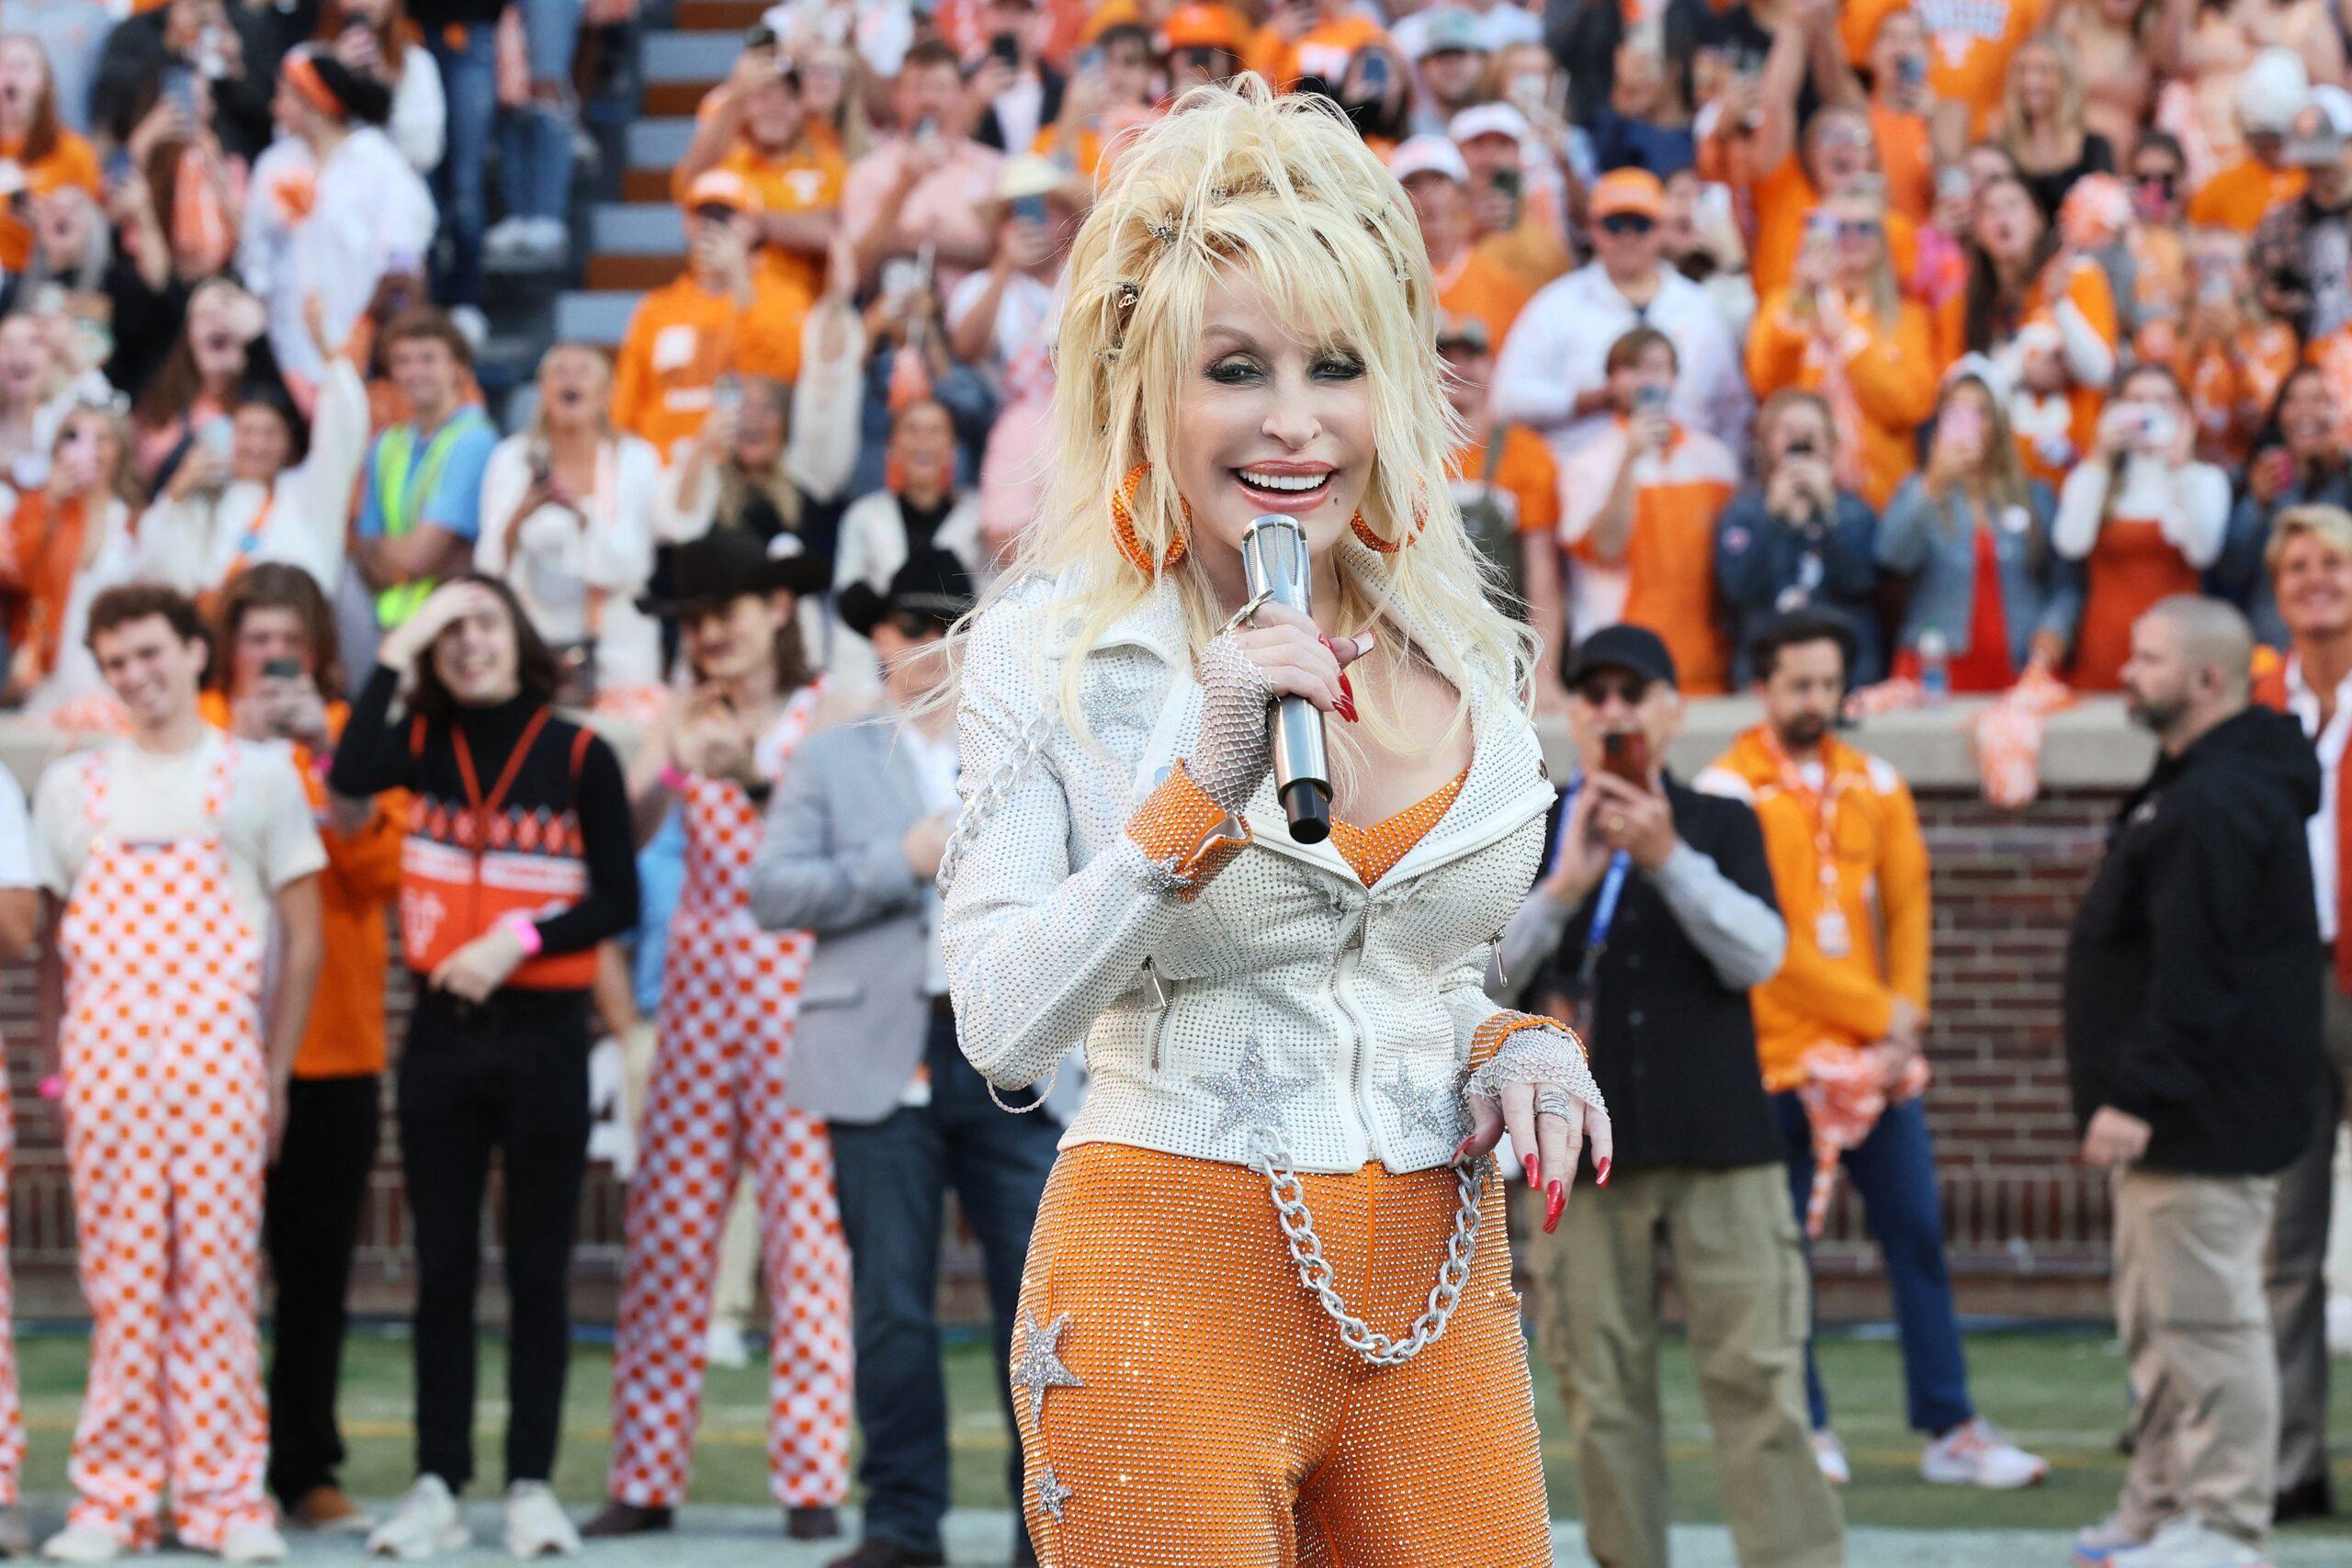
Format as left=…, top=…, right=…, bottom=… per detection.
left=427, top=23, right=498, bottom=306
left=1773, top=1092, right=1974, bottom=1437
left=497, top=0, right=580, bottom=222
left=827, top=1009, right=1058, bottom=1555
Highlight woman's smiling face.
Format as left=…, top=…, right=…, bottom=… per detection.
left=1170, top=264, right=1375, bottom=569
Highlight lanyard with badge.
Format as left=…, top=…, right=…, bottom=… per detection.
left=1545, top=775, right=1634, bottom=1021
left=1758, top=728, right=1852, bottom=957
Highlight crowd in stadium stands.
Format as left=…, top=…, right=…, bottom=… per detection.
left=0, top=2, right=2348, bottom=1568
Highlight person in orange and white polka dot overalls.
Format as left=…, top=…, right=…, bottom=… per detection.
left=0, top=756, right=40, bottom=1559
left=29, top=584, right=326, bottom=1566
left=586, top=531, right=854, bottom=1543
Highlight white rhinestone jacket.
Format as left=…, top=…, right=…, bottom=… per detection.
left=942, top=565, right=1558, bottom=1176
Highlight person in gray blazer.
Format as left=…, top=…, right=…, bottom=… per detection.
left=749, top=551, right=1062, bottom=1568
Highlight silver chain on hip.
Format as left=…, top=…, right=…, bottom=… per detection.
left=936, top=705, right=1060, bottom=895
left=1246, top=1126, right=1484, bottom=1368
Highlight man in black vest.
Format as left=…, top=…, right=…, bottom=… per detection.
left=1498, top=624, right=1842, bottom=1568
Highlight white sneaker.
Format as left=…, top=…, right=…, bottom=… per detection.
left=519, top=217, right=570, bottom=267
left=504, top=1483, right=581, bottom=1559
left=218, top=1524, right=288, bottom=1563
left=1811, top=1427, right=1850, bottom=1485
left=704, top=1322, right=752, bottom=1370
left=1920, top=1416, right=2049, bottom=1488
left=368, top=1476, right=470, bottom=1560
left=482, top=216, right=535, bottom=262
left=2108, top=1517, right=2272, bottom=1568
left=2075, top=1513, right=2153, bottom=1566
left=39, top=1529, right=119, bottom=1564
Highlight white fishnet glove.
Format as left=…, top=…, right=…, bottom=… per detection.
left=1460, top=1016, right=1613, bottom=1233
left=1188, top=630, right=1275, bottom=814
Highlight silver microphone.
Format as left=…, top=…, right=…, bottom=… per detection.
left=1240, top=514, right=1332, bottom=844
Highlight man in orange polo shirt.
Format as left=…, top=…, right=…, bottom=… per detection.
left=1555, top=326, right=1740, bottom=695
left=1698, top=611, right=2049, bottom=1494
left=208, top=564, right=403, bottom=1537
left=671, top=45, right=845, bottom=299
left=612, top=170, right=809, bottom=460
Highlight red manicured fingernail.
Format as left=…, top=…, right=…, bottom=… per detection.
left=1543, top=1180, right=1566, bottom=1234
left=1335, top=670, right=1358, bottom=722
left=1597, top=1156, right=1612, bottom=1188
left=1522, top=1154, right=1540, bottom=1189
left=1451, top=1137, right=1474, bottom=1163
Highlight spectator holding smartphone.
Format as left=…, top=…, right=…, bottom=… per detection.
left=1159, top=4, right=1248, bottom=96
left=671, top=39, right=843, bottom=302
left=1961, top=172, right=2120, bottom=488
left=0, top=35, right=99, bottom=275
left=1390, top=133, right=1533, bottom=347
left=1861, top=7, right=1936, bottom=223
left=2219, top=368, right=2352, bottom=647
left=842, top=39, right=1001, bottom=296
left=1746, top=179, right=1939, bottom=509
left=92, top=0, right=277, bottom=164
left=2056, top=363, right=2230, bottom=690
left=1495, top=167, right=1752, bottom=462
left=129, top=282, right=288, bottom=489
left=1876, top=374, right=2078, bottom=692
left=946, top=156, right=1078, bottom=395
left=611, top=171, right=813, bottom=461
left=205, top=563, right=404, bottom=1538
left=1555, top=326, right=1741, bottom=694
left=1035, top=23, right=1156, bottom=179
left=967, top=0, right=1061, bottom=157
left=1716, top=389, right=1883, bottom=686
left=316, top=0, right=445, bottom=175
left=1451, top=101, right=1573, bottom=293
left=1497, top=624, right=1839, bottom=1568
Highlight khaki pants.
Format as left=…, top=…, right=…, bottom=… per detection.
left=1530, top=1163, right=1844, bottom=1568
left=2115, top=1169, right=2280, bottom=1544
left=2266, top=964, right=2352, bottom=1495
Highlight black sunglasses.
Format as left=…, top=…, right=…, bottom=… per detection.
left=1599, top=212, right=1656, bottom=236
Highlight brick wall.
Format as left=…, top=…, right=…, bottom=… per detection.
left=0, top=780, right=2135, bottom=1325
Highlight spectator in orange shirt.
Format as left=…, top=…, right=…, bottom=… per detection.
left=1451, top=101, right=1573, bottom=294
left=1251, top=0, right=1388, bottom=91
left=1840, top=0, right=2047, bottom=141
left=2169, top=225, right=2300, bottom=468
left=612, top=170, right=811, bottom=461
left=1436, top=311, right=1566, bottom=706
left=0, top=36, right=100, bottom=275
left=206, top=564, right=401, bottom=1535
left=1747, top=179, right=1940, bottom=509
left=2186, top=58, right=2309, bottom=235
left=1556, top=326, right=1742, bottom=694
left=672, top=45, right=846, bottom=301
left=1860, top=6, right=1936, bottom=223
left=1389, top=133, right=1532, bottom=349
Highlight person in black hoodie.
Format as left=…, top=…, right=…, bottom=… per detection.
left=2064, top=592, right=2322, bottom=1568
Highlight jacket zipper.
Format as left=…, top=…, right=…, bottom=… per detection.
left=1139, top=957, right=1170, bottom=1070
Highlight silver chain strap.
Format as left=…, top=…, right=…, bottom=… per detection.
left=1246, top=1126, right=1483, bottom=1367
left=936, top=705, right=1060, bottom=895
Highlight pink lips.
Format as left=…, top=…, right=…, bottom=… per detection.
left=1231, top=462, right=1336, bottom=514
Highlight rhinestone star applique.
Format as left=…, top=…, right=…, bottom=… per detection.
left=1011, top=1311, right=1084, bottom=1427
left=1195, top=1037, right=1317, bottom=1145
left=1035, top=1464, right=1074, bottom=1520
left=1376, top=1064, right=1464, bottom=1145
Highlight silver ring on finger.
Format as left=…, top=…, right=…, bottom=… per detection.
left=1219, top=587, right=1274, bottom=636
left=1534, top=1087, right=1575, bottom=1121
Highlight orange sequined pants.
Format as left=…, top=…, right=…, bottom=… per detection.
left=1012, top=1143, right=1554, bottom=1566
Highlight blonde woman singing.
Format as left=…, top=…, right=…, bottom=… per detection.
left=938, top=81, right=1610, bottom=1564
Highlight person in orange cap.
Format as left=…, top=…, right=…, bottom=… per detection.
left=611, top=169, right=813, bottom=461
left=1159, top=0, right=1250, bottom=93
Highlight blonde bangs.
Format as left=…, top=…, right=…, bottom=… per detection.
left=957, top=77, right=1536, bottom=744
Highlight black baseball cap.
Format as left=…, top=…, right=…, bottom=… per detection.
left=1565, top=623, right=1678, bottom=693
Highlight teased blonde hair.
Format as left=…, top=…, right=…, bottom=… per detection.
left=2267, top=503, right=2352, bottom=580
left=961, top=77, right=1532, bottom=740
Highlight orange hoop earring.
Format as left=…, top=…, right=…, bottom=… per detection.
left=1111, top=462, right=1190, bottom=575
left=1351, top=507, right=1425, bottom=553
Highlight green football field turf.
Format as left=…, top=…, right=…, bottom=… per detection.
left=11, top=1326, right=2347, bottom=1537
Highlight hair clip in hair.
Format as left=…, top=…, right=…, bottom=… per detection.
left=1145, top=218, right=1176, bottom=244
